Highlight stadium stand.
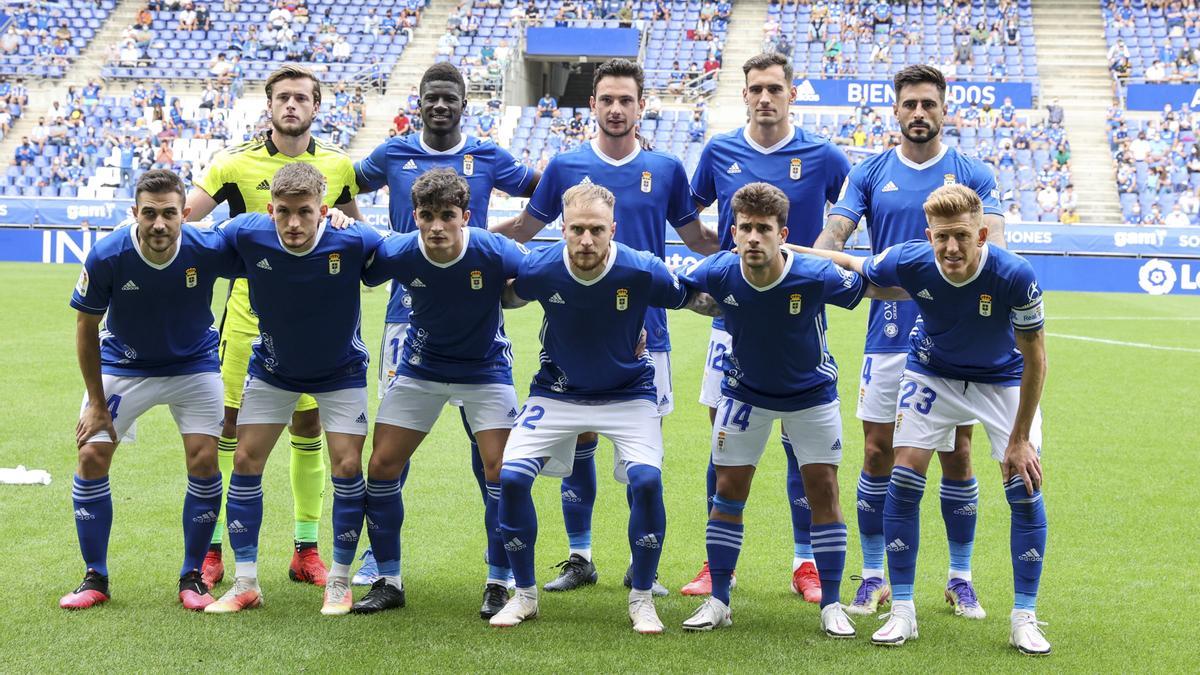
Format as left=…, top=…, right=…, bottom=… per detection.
left=0, top=0, right=118, bottom=78
left=1107, top=104, right=1200, bottom=226
left=1101, top=0, right=1200, bottom=81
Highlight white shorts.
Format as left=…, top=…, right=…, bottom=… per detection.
left=238, top=376, right=369, bottom=436
left=376, top=375, right=518, bottom=433
left=892, top=369, right=1044, bottom=461
left=711, top=396, right=844, bottom=468
left=650, top=350, right=673, bottom=416
left=698, top=326, right=732, bottom=408
left=80, top=372, right=224, bottom=444
left=378, top=322, right=409, bottom=398
left=858, top=352, right=957, bottom=452
left=503, top=396, right=663, bottom=484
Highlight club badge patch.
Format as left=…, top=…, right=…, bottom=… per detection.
left=463, top=154, right=475, bottom=176
left=790, top=158, right=802, bottom=180
left=470, top=270, right=483, bottom=290
left=185, top=267, right=197, bottom=288
left=943, top=173, right=957, bottom=185
left=789, top=293, right=802, bottom=314
left=979, top=293, right=992, bottom=317
left=616, top=288, right=629, bottom=311
left=328, top=253, right=341, bottom=275
left=640, top=171, right=652, bottom=193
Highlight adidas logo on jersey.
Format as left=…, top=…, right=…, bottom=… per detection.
left=409, top=278, right=426, bottom=287
left=228, top=519, right=248, bottom=534
left=355, top=412, right=368, bottom=424
left=121, top=280, right=139, bottom=291
left=634, top=534, right=661, bottom=549
left=504, top=537, right=527, bottom=552
left=548, top=292, right=566, bottom=304
left=857, top=499, right=875, bottom=513
left=192, top=510, right=219, bottom=524
left=561, top=490, right=582, bottom=503
left=403, top=159, right=418, bottom=170
left=722, top=294, right=739, bottom=306
left=885, top=538, right=910, bottom=552
left=74, top=507, right=96, bottom=521
left=336, top=530, right=359, bottom=543
left=953, top=503, right=978, bottom=517
left=882, top=181, right=899, bottom=193
left=255, top=179, right=270, bottom=191
left=1018, top=548, right=1043, bottom=562
left=917, top=289, right=934, bottom=300
left=727, top=162, right=742, bottom=174
left=256, top=259, right=273, bottom=271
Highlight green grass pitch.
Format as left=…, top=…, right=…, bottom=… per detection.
left=0, top=261, right=1197, bottom=672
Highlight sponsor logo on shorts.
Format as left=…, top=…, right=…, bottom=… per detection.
left=355, top=412, right=368, bottom=424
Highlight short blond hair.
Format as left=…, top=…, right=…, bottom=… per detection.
left=271, top=162, right=326, bottom=201
left=923, top=184, right=983, bottom=224
left=562, top=181, right=615, bottom=214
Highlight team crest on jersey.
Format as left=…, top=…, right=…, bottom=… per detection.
left=328, top=253, right=341, bottom=275
left=789, top=158, right=802, bottom=180
left=943, top=173, right=957, bottom=185
left=616, top=288, right=629, bottom=311
left=640, top=171, right=652, bottom=193
left=470, top=270, right=483, bottom=290
left=185, top=267, right=198, bottom=288
left=75, top=268, right=89, bottom=296
left=463, top=154, right=475, bottom=176
left=978, top=293, right=993, bottom=317
left=716, top=431, right=726, bottom=451
left=789, top=293, right=802, bottom=314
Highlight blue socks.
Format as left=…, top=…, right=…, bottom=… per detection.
left=484, top=480, right=510, bottom=584
left=72, top=475, right=113, bottom=576
left=883, top=466, right=926, bottom=602
left=941, top=477, right=979, bottom=578
left=856, top=471, right=889, bottom=575
left=498, top=458, right=544, bottom=589
left=181, top=473, right=222, bottom=577
left=705, top=517, right=744, bottom=606
left=811, top=522, right=848, bottom=608
left=626, top=464, right=666, bottom=592
left=365, top=477, right=402, bottom=584
left=781, top=435, right=813, bottom=564
left=226, top=473, right=264, bottom=569
left=331, top=475, right=366, bottom=568
left=1006, top=475, right=1047, bottom=611
left=560, top=440, right=598, bottom=557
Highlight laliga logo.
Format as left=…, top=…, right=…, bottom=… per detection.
left=1138, top=259, right=1177, bottom=295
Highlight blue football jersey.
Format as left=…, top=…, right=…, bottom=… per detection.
left=525, top=140, right=698, bottom=352
left=690, top=125, right=851, bottom=330
left=363, top=228, right=528, bottom=385
left=512, top=241, right=689, bottom=403
left=70, top=224, right=242, bottom=377
left=679, top=250, right=865, bottom=411
left=862, top=241, right=1044, bottom=385
left=355, top=133, right=534, bottom=323
left=218, top=214, right=386, bottom=392
left=829, top=146, right=1003, bottom=354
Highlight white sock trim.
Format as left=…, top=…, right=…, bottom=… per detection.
left=949, top=569, right=973, bottom=582
left=569, top=547, right=592, bottom=561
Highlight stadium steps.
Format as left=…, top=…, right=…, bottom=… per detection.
left=346, top=1, right=457, bottom=159
left=69, top=0, right=145, bottom=88
left=1033, top=0, right=1122, bottom=224
left=709, top=0, right=771, bottom=135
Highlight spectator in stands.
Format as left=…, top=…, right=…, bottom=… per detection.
left=1146, top=59, right=1168, bottom=83
left=537, top=92, right=558, bottom=118
left=126, top=22, right=152, bottom=46
left=1060, top=207, right=1080, bottom=224
left=224, top=0, right=240, bottom=11
left=1128, top=201, right=1144, bottom=225
left=1108, top=37, right=1130, bottom=64
left=644, top=93, right=662, bottom=120
left=1045, top=97, right=1065, bottom=128
left=870, top=37, right=892, bottom=63
left=30, top=116, right=49, bottom=150
left=14, top=137, right=33, bottom=166
left=0, top=27, right=18, bottom=55
left=1005, top=202, right=1023, bottom=224
left=954, top=36, right=973, bottom=65
left=1180, top=188, right=1199, bottom=218
left=687, top=110, right=706, bottom=143
left=1146, top=203, right=1166, bottom=225
left=332, top=35, right=351, bottom=62
left=197, top=3, right=213, bottom=31
left=653, top=0, right=669, bottom=21
left=178, top=3, right=198, bottom=30
left=1037, top=183, right=1059, bottom=221
left=292, top=1, right=308, bottom=25
left=668, top=61, right=685, bottom=97
left=567, top=110, right=586, bottom=143
left=406, top=86, right=420, bottom=114
left=1117, top=163, right=1137, bottom=193
left=137, top=5, right=154, bottom=27
left=1166, top=202, right=1191, bottom=226
left=970, top=20, right=989, bottom=46
left=48, top=116, right=68, bottom=146
left=477, top=109, right=498, bottom=140
left=268, top=1, right=291, bottom=30
left=436, top=30, right=459, bottom=57
left=1059, top=183, right=1078, bottom=213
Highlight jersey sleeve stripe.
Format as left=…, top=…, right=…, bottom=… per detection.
left=70, top=299, right=107, bottom=314
left=527, top=202, right=556, bottom=223
left=828, top=205, right=862, bottom=220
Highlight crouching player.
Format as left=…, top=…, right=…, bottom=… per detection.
left=798, top=184, right=1050, bottom=655
left=490, top=182, right=713, bottom=633
left=676, top=183, right=904, bottom=637
left=204, top=163, right=387, bottom=615
left=62, top=169, right=241, bottom=610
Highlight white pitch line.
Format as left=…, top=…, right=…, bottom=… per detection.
left=1047, top=332, right=1200, bottom=353
left=1050, top=317, right=1200, bottom=321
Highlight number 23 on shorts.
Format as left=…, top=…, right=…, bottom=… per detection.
left=898, top=380, right=936, bottom=415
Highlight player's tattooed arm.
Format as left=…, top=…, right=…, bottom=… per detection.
left=683, top=290, right=722, bottom=317
left=677, top=219, right=721, bottom=255
left=813, top=214, right=858, bottom=251
left=1004, top=328, right=1047, bottom=495
left=983, top=213, right=1006, bottom=248
left=491, top=210, right=547, bottom=244
left=75, top=312, right=118, bottom=447
left=501, top=280, right=530, bottom=309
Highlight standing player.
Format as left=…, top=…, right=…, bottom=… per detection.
left=204, top=164, right=385, bottom=615
left=819, top=64, right=1006, bottom=618
left=800, top=184, right=1050, bottom=654
left=494, top=58, right=719, bottom=593
left=61, top=170, right=240, bottom=611
left=352, top=62, right=539, bottom=585
left=186, top=64, right=364, bottom=589
left=684, top=52, right=851, bottom=601
left=355, top=169, right=530, bottom=618
left=490, top=182, right=712, bottom=633
left=676, top=183, right=901, bottom=636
